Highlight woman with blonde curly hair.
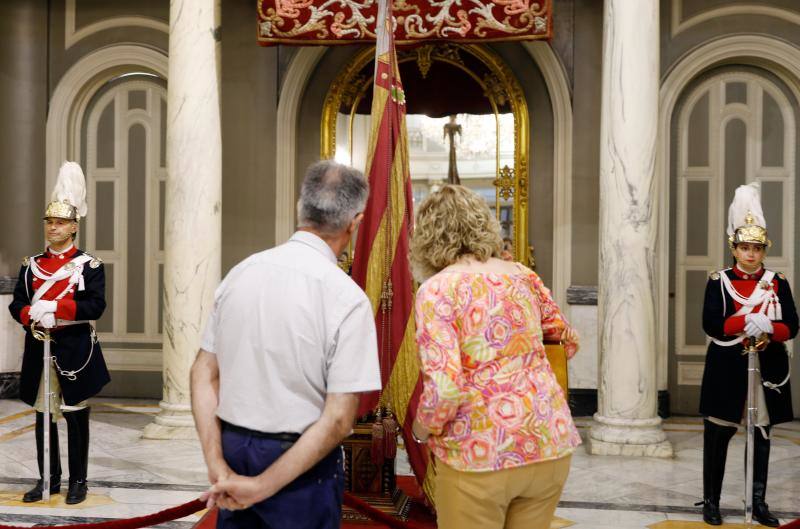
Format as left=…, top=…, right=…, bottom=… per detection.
left=410, top=185, right=580, bottom=529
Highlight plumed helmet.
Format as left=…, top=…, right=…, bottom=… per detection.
left=726, top=182, right=770, bottom=248
left=43, top=161, right=88, bottom=221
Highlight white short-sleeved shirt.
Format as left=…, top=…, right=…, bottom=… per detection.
left=201, top=231, right=381, bottom=433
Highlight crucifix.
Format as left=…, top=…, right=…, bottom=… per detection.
left=443, top=114, right=462, bottom=185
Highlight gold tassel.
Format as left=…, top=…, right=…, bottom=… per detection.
left=371, top=408, right=385, bottom=465
left=382, top=410, right=399, bottom=459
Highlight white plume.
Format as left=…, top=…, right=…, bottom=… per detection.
left=51, top=161, right=88, bottom=218
left=727, top=182, right=766, bottom=237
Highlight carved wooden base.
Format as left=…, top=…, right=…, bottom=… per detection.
left=342, top=420, right=411, bottom=522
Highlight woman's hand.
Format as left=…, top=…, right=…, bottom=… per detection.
left=562, top=326, right=580, bottom=359
left=412, top=419, right=431, bottom=444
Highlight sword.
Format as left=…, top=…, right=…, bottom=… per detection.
left=31, top=323, right=53, bottom=502
left=743, top=333, right=767, bottom=526
left=42, top=329, right=52, bottom=502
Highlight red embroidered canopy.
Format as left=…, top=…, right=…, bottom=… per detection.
left=257, top=0, right=552, bottom=46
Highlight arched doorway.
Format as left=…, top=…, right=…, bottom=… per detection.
left=81, top=74, right=168, bottom=343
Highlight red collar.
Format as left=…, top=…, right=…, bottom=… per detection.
left=732, top=264, right=764, bottom=280
left=45, top=245, right=79, bottom=259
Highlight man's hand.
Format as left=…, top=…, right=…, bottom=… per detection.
left=210, top=474, right=273, bottom=509
left=207, top=457, right=232, bottom=486
left=200, top=481, right=249, bottom=511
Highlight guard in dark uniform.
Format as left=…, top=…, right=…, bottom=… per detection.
left=7, top=161, right=110, bottom=505
left=698, top=182, right=797, bottom=527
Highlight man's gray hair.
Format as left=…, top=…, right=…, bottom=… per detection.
left=297, top=160, right=369, bottom=234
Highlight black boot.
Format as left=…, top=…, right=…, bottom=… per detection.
left=22, top=412, right=61, bottom=502
left=64, top=407, right=90, bottom=505
left=751, top=427, right=779, bottom=527
left=699, top=419, right=736, bottom=525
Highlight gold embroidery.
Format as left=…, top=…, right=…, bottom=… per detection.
left=89, top=257, right=102, bottom=269
left=22, top=256, right=30, bottom=266
left=709, top=271, right=720, bottom=280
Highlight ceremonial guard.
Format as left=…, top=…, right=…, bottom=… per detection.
left=8, top=162, right=110, bottom=505
left=698, top=182, right=797, bottom=526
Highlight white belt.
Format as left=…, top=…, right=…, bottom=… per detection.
left=711, top=336, right=744, bottom=347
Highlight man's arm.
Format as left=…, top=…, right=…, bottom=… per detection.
left=190, top=349, right=231, bottom=484
left=211, top=391, right=359, bottom=507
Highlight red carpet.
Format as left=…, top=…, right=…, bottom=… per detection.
left=193, top=477, right=436, bottom=528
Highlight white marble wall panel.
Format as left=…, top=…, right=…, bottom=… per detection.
left=0, top=294, right=23, bottom=374
left=568, top=305, right=598, bottom=389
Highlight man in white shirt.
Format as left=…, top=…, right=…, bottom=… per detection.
left=191, top=160, right=381, bottom=529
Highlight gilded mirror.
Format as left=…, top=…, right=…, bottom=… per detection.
left=321, top=43, right=531, bottom=265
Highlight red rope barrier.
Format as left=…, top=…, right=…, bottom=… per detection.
left=0, top=498, right=205, bottom=529
left=343, top=492, right=428, bottom=529
left=0, top=493, right=422, bottom=528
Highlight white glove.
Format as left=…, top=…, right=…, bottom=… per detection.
left=745, top=313, right=773, bottom=336
left=29, top=300, right=57, bottom=321
left=39, top=313, right=56, bottom=329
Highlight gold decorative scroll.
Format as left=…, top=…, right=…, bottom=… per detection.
left=257, top=0, right=553, bottom=46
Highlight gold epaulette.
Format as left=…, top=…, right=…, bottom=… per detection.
left=709, top=270, right=721, bottom=280
left=88, top=254, right=103, bottom=269
left=777, top=272, right=786, bottom=280
left=22, top=256, right=30, bottom=266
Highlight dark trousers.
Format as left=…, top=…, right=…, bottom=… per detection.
left=217, top=426, right=344, bottom=529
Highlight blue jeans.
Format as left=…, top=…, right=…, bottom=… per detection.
left=217, top=427, right=345, bottom=529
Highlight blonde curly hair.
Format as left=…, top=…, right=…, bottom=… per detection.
left=409, top=185, right=503, bottom=281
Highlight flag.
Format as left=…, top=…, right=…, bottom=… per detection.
left=350, top=0, right=433, bottom=501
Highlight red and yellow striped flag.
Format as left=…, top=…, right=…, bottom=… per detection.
left=351, top=0, right=433, bottom=501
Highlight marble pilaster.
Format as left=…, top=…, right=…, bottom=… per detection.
left=0, top=1, right=47, bottom=277
left=588, top=0, right=672, bottom=457
left=1, top=286, right=23, bottom=398
left=143, top=0, right=221, bottom=439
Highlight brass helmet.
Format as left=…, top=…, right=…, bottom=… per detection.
left=44, top=162, right=87, bottom=221
left=726, top=182, right=770, bottom=249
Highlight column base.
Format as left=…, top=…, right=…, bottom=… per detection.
left=0, top=372, right=21, bottom=399
left=142, top=400, right=197, bottom=440
left=588, top=413, right=673, bottom=457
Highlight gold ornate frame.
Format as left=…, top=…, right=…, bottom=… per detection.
left=320, top=43, right=532, bottom=265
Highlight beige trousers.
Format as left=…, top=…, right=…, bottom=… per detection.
left=434, top=454, right=572, bottom=529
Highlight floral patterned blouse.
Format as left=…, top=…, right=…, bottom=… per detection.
left=415, top=268, right=581, bottom=472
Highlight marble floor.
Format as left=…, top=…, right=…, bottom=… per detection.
left=0, top=398, right=797, bottom=528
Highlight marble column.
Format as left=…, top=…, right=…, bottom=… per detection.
left=143, top=0, right=221, bottom=439
left=0, top=0, right=47, bottom=276
left=588, top=0, right=672, bottom=457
